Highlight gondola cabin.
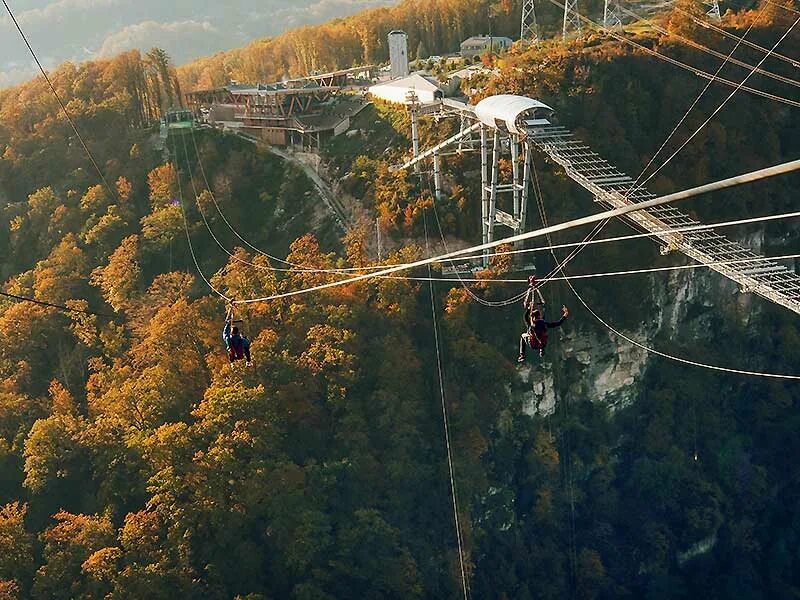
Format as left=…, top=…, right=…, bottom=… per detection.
left=159, top=109, right=195, bottom=140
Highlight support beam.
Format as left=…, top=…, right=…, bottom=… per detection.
left=433, top=151, right=443, bottom=202
left=411, top=111, right=420, bottom=173
left=519, top=143, right=532, bottom=243
left=406, top=91, right=422, bottom=174
left=603, top=0, right=624, bottom=28
left=392, top=122, right=482, bottom=172
left=488, top=129, right=501, bottom=246
left=512, top=136, right=521, bottom=222
left=704, top=0, right=721, bottom=21
left=481, top=125, right=489, bottom=266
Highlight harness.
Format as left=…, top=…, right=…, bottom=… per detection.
left=228, top=335, right=245, bottom=361
left=528, top=321, right=549, bottom=350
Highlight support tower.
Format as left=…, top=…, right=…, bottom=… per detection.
left=603, top=0, right=624, bottom=29
left=704, top=0, right=722, bottom=21
left=563, top=0, right=582, bottom=39
left=521, top=0, right=541, bottom=46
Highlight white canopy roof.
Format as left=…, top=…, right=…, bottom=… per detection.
left=371, top=73, right=441, bottom=93
left=475, top=95, right=554, bottom=135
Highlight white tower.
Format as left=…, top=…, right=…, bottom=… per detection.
left=388, top=30, right=409, bottom=79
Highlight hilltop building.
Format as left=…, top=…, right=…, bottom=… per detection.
left=368, top=73, right=443, bottom=104
left=460, top=35, right=513, bottom=61
left=185, top=67, right=373, bottom=148
left=388, top=30, right=410, bottom=79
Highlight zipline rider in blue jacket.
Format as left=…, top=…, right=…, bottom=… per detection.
left=223, top=303, right=252, bottom=367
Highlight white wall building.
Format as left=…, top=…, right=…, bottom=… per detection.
left=460, top=35, right=513, bottom=60
left=368, top=73, right=443, bottom=105
left=388, top=30, right=409, bottom=79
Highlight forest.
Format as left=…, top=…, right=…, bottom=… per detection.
left=1, top=0, right=800, bottom=598
left=175, top=0, right=593, bottom=91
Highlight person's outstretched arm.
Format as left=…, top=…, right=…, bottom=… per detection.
left=546, top=306, right=569, bottom=328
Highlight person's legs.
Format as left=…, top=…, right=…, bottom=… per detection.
left=518, top=333, right=529, bottom=361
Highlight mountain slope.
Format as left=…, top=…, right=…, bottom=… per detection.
left=0, top=2, right=799, bottom=598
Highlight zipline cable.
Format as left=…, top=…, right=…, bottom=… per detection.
left=423, top=209, right=471, bottom=600
left=0, top=291, right=118, bottom=319
left=565, top=275, right=800, bottom=379
left=670, top=2, right=800, bottom=67
left=180, top=142, right=800, bottom=287
left=2, top=0, right=118, bottom=202
left=423, top=168, right=526, bottom=307
left=422, top=210, right=800, bottom=265
left=232, top=159, right=800, bottom=303
left=545, top=0, right=800, bottom=108
left=622, top=0, right=769, bottom=211
left=566, top=4, right=785, bottom=271
left=531, top=156, right=608, bottom=283
left=189, top=126, right=429, bottom=274
left=188, top=127, right=302, bottom=269
left=767, top=0, right=800, bottom=16
left=165, top=205, right=800, bottom=277
left=170, top=135, right=231, bottom=301
left=618, top=3, right=800, bottom=88
left=533, top=157, right=800, bottom=381
left=376, top=252, right=800, bottom=283
left=530, top=158, right=579, bottom=592
left=630, top=11, right=800, bottom=195
left=188, top=126, right=367, bottom=274
left=180, top=133, right=366, bottom=283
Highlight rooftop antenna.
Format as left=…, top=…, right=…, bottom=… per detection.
left=521, top=0, right=541, bottom=46
left=563, top=0, right=582, bottom=39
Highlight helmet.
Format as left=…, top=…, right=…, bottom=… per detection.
left=528, top=275, right=538, bottom=287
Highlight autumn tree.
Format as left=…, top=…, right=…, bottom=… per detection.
left=90, top=234, right=142, bottom=312
left=32, top=511, right=116, bottom=599
left=32, top=234, right=89, bottom=304
left=0, top=502, right=34, bottom=592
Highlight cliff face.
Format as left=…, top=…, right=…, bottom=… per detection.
left=519, top=249, right=778, bottom=415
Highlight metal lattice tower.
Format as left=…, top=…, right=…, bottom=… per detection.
left=521, top=0, right=541, bottom=46
left=603, top=0, right=624, bottom=29
left=704, top=0, right=722, bottom=21
left=563, top=0, right=582, bottom=39
left=393, top=96, right=800, bottom=315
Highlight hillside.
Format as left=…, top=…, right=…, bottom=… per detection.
left=0, top=0, right=397, bottom=88
left=177, top=0, right=529, bottom=90
left=1, top=2, right=800, bottom=599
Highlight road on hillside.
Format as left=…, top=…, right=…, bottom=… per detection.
left=266, top=145, right=350, bottom=232
left=228, top=128, right=350, bottom=232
